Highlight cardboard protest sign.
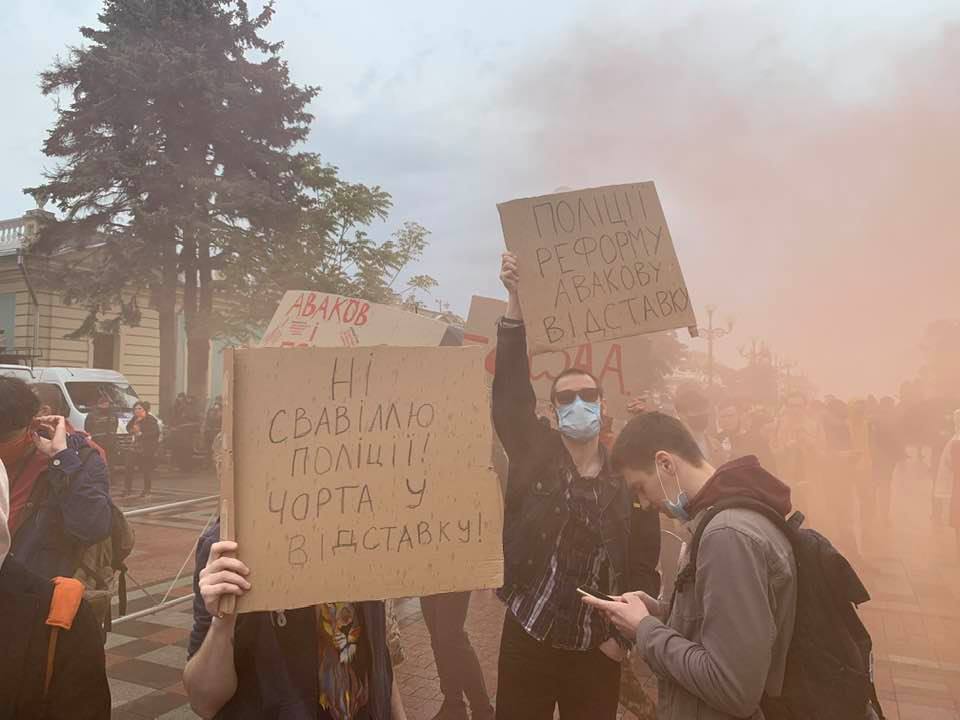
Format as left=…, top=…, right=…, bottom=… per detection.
left=497, top=182, right=697, bottom=354
left=465, top=295, right=650, bottom=421
left=222, top=345, right=503, bottom=612
left=260, top=290, right=449, bottom=349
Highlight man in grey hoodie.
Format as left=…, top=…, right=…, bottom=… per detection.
left=583, top=412, right=797, bottom=720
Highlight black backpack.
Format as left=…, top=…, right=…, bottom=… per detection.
left=672, top=497, right=885, bottom=720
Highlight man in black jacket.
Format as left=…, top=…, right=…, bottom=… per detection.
left=493, top=252, right=661, bottom=720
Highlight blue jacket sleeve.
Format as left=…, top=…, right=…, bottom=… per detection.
left=50, top=439, right=112, bottom=545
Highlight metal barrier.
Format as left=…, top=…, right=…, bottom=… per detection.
left=122, top=494, right=219, bottom=518
left=112, top=593, right=195, bottom=625
left=109, top=494, right=220, bottom=626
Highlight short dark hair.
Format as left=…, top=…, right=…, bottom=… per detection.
left=136, top=401, right=151, bottom=413
left=612, top=411, right=705, bottom=473
left=0, top=376, right=41, bottom=436
left=549, top=368, right=603, bottom=404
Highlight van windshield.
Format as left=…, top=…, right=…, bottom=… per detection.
left=65, top=382, right=141, bottom=413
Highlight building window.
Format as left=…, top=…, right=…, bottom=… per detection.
left=92, top=333, right=119, bottom=370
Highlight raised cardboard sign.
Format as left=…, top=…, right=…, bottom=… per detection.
left=222, top=345, right=503, bottom=612
left=260, top=290, right=449, bottom=349
left=465, top=295, right=652, bottom=421
left=497, top=182, right=697, bottom=354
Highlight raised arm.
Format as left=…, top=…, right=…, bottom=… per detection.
left=491, top=252, right=548, bottom=459
left=34, top=418, right=111, bottom=545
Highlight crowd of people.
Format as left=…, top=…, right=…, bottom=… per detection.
left=0, top=254, right=958, bottom=719
left=662, top=384, right=960, bottom=557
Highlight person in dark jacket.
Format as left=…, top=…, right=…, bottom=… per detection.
left=492, top=252, right=661, bottom=720
left=0, top=458, right=111, bottom=720
left=184, top=520, right=405, bottom=720
left=84, top=395, right=119, bottom=466
left=0, top=376, right=112, bottom=580
left=124, top=400, right=161, bottom=497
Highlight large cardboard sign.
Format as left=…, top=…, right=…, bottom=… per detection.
left=260, top=290, right=449, bottom=349
left=222, top=345, right=503, bottom=612
left=497, top=182, right=697, bottom=354
left=466, top=295, right=647, bottom=421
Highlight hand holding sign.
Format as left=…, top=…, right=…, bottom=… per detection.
left=500, top=252, right=523, bottom=323
left=199, top=540, right=250, bottom=619
left=500, top=252, right=520, bottom=296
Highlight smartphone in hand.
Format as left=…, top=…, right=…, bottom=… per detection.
left=31, top=419, right=54, bottom=440
left=577, top=586, right=615, bottom=602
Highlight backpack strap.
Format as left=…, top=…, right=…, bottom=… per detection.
left=43, top=577, right=85, bottom=698
left=669, top=497, right=798, bottom=617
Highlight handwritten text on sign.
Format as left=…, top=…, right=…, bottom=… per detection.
left=497, top=183, right=697, bottom=354
left=260, top=290, right=449, bottom=349
left=465, top=295, right=645, bottom=421
left=228, top=345, right=503, bottom=612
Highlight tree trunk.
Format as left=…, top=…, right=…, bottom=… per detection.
left=157, top=236, right=178, bottom=421
left=184, top=232, right=212, bottom=405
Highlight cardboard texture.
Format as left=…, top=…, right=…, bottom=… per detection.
left=260, top=290, right=449, bottom=349
left=497, top=182, right=697, bottom=354
left=224, top=345, right=504, bottom=612
left=465, top=295, right=653, bottom=421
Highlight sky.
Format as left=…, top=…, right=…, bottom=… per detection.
left=3, top=0, right=960, bottom=397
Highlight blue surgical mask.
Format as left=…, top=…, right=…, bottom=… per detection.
left=656, top=457, right=690, bottom=522
left=556, top=397, right=602, bottom=441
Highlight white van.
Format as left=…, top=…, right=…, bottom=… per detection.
left=0, top=365, right=155, bottom=449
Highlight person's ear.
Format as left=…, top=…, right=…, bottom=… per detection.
left=654, top=450, right=674, bottom=475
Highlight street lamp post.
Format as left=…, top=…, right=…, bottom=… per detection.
left=697, top=304, right=734, bottom=387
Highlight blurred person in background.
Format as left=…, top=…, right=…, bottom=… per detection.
left=716, top=399, right=778, bottom=470
left=85, top=394, right=119, bottom=466
left=819, top=398, right=853, bottom=538
left=846, top=400, right=874, bottom=555
left=934, top=410, right=960, bottom=554
left=773, top=391, right=825, bottom=518
left=869, top=397, right=903, bottom=525
left=674, top=384, right=720, bottom=465
left=204, top=398, right=224, bottom=465
left=124, top=401, right=160, bottom=498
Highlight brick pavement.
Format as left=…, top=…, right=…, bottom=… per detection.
left=105, top=464, right=960, bottom=719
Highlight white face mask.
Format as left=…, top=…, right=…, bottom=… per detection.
left=0, top=460, right=10, bottom=569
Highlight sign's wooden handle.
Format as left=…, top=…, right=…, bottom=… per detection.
left=217, top=588, right=237, bottom=617
left=215, top=493, right=237, bottom=617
